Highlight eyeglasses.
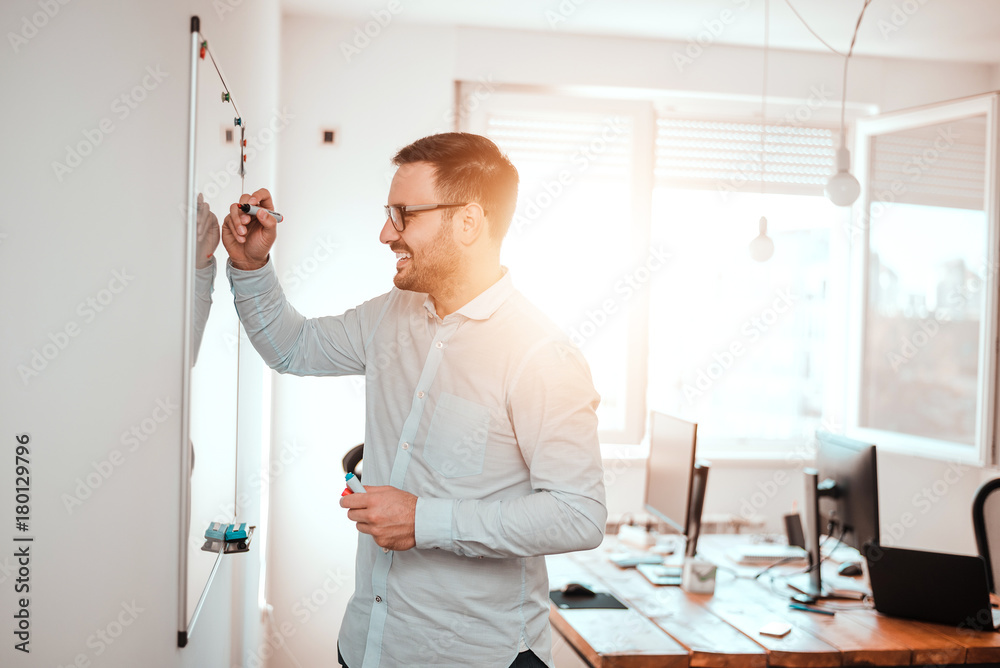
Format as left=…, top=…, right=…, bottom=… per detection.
left=383, top=203, right=467, bottom=232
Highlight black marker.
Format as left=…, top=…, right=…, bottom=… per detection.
left=239, top=203, right=283, bottom=223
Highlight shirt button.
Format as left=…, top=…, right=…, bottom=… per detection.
left=417, top=391, right=425, bottom=398
left=435, top=341, right=443, bottom=349
left=382, top=547, right=390, bottom=553
left=375, top=596, right=382, bottom=603
left=402, top=442, right=410, bottom=450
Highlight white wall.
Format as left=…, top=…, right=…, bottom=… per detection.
left=0, top=0, right=277, bottom=666
left=272, top=15, right=999, bottom=668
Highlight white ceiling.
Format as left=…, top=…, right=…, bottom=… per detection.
left=282, top=0, right=1000, bottom=64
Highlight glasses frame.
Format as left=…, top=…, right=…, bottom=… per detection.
left=384, top=203, right=468, bottom=232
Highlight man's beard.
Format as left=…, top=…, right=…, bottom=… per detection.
left=392, top=218, right=463, bottom=295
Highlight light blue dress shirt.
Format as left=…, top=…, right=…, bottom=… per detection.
left=227, top=259, right=607, bottom=668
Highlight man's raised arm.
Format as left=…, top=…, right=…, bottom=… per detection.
left=222, top=188, right=389, bottom=377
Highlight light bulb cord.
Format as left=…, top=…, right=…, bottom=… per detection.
left=783, top=0, right=846, bottom=57
left=760, top=0, right=769, bottom=194
left=840, top=0, right=873, bottom=149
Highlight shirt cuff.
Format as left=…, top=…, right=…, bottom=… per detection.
left=226, top=256, right=276, bottom=295
left=414, top=497, right=454, bottom=550
left=194, top=256, right=216, bottom=297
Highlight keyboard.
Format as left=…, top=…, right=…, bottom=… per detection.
left=609, top=552, right=667, bottom=568
left=636, top=563, right=682, bottom=586
left=728, top=544, right=808, bottom=565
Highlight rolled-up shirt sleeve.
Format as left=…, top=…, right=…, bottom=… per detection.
left=191, top=256, right=216, bottom=366
left=415, top=339, right=607, bottom=558
left=226, top=257, right=391, bottom=376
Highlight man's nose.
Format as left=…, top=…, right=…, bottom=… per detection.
left=379, top=216, right=399, bottom=245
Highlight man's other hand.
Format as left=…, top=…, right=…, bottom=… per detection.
left=222, top=187, right=279, bottom=271
left=340, top=485, right=418, bottom=551
left=195, top=193, right=220, bottom=269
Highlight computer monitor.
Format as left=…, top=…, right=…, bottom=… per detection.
left=792, top=431, right=879, bottom=598
left=644, top=412, right=698, bottom=536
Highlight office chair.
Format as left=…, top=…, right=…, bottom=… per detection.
left=972, top=477, right=1000, bottom=593
left=342, top=443, right=364, bottom=480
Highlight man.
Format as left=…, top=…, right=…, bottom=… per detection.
left=222, top=133, right=606, bottom=667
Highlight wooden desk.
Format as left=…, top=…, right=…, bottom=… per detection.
left=547, top=536, right=1000, bottom=667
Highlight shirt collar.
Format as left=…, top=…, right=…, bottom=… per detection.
left=421, top=267, right=514, bottom=321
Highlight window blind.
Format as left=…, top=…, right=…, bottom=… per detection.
left=655, top=118, right=836, bottom=195
left=485, top=114, right=633, bottom=181
left=870, top=116, right=987, bottom=211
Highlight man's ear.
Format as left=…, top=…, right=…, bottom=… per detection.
left=455, top=203, right=488, bottom=246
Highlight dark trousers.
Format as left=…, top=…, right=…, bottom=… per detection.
left=337, top=645, right=547, bottom=667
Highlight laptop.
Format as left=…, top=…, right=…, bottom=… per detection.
left=865, top=544, right=1000, bottom=631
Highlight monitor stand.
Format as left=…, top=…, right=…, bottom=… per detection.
left=785, top=572, right=832, bottom=599
left=787, top=468, right=835, bottom=599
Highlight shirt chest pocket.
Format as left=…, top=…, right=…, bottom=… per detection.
left=423, top=393, right=491, bottom=478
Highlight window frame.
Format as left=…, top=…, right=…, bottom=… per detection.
left=847, top=93, right=1000, bottom=466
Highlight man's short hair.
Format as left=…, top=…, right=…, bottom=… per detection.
left=392, top=133, right=519, bottom=242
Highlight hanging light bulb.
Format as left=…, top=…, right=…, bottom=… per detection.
left=825, top=146, right=860, bottom=206
left=825, top=1, right=872, bottom=207
left=749, top=216, right=774, bottom=262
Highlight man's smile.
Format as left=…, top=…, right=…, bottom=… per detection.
left=394, top=250, right=412, bottom=269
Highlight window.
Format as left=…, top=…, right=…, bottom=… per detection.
left=647, top=190, right=838, bottom=449
left=461, top=86, right=848, bottom=453
left=851, top=96, right=999, bottom=465
left=648, top=118, right=840, bottom=451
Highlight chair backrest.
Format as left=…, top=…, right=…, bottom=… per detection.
left=342, top=443, right=364, bottom=479
left=972, top=477, right=1000, bottom=593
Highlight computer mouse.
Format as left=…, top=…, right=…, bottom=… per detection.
left=838, top=561, right=863, bottom=577
left=561, top=582, right=597, bottom=598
